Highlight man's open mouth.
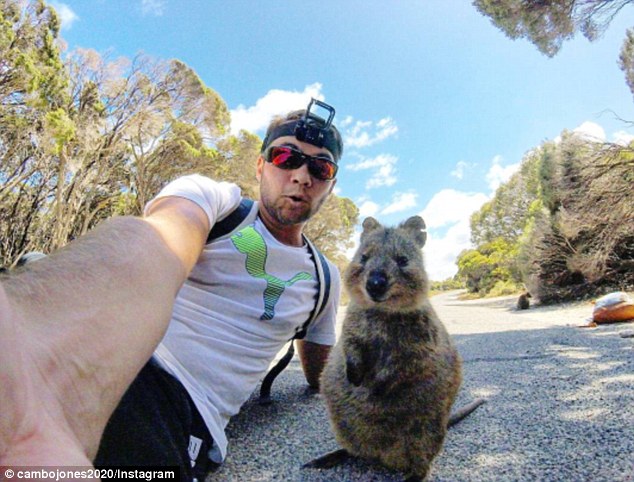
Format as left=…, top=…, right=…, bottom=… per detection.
left=287, top=195, right=308, bottom=203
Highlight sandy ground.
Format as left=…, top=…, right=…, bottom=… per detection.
left=210, top=291, right=634, bottom=481
left=437, top=291, right=599, bottom=334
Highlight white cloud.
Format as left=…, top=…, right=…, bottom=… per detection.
left=346, top=153, right=398, bottom=190
left=450, top=160, right=474, bottom=180
left=612, top=130, right=634, bottom=146
left=486, top=155, right=520, bottom=191
left=50, top=2, right=78, bottom=30
left=420, top=189, right=489, bottom=229
left=343, top=117, right=398, bottom=148
left=353, top=191, right=417, bottom=221
left=424, top=219, right=472, bottom=281
left=572, top=121, right=606, bottom=142
left=418, top=189, right=490, bottom=280
left=346, top=153, right=394, bottom=171
left=366, top=162, right=398, bottom=189
left=141, top=0, right=166, bottom=16
left=229, top=83, right=324, bottom=135
left=358, top=199, right=380, bottom=218
left=381, top=192, right=418, bottom=215
left=339, top=115, right=354, bottom=128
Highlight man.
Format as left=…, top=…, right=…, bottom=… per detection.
left=0, top=100, right=343, bottom=480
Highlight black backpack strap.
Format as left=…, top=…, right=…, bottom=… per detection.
left=206, top=198, right=256, bottom=243
left=258, top=342, right=297, bottom=405
left=294, top=238, right=331, bottom=339
left=258, top=237, right=332, bottom=405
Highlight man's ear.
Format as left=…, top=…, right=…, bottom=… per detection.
left=256, top=155, right=264, bottom=182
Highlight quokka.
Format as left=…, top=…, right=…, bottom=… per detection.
left=306, top=216, right=484, bottom=482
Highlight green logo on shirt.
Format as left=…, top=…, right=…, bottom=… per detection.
left=231, top=226, right=312, bottom=320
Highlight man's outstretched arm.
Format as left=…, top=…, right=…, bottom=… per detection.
left=0, top=197, right=208, bottom=466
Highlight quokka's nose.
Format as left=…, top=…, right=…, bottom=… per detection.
left=366, top=270, right=389, bottom=300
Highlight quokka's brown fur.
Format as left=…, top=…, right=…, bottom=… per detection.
left=316, top=216, right=464, bottom=481
left=517, top=292, right=531, bottom=310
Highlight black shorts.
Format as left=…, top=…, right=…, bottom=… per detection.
left=94, top=357, right=218, bottom=481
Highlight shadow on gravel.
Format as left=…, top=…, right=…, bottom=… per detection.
left=210, top=323, right=633, bottom=481
left=440, top=324, right=633, bottom=482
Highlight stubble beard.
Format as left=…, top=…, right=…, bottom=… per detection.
left=263, top=196, right=313, bottom=226
left=261, top=191, right=329, bottom=227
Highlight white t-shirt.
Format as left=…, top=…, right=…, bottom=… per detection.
left=144, top=174, right=339, bottom=462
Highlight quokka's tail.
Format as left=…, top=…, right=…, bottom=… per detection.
left=448, top=398, right=486, bottom=427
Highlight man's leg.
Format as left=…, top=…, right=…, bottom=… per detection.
left=94, top=358, right=215, bottom=481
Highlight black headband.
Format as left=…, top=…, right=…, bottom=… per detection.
left=260, top=119, right=342, bottom=161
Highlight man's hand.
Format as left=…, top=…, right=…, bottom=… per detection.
left=0, top=283, right=94, bottom=467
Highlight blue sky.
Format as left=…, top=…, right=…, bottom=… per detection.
left=52, top=1, right=634, bottom=280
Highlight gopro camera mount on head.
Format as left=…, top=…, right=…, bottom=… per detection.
left=261, top=98, right=341, bottom=160
left=293, top=98, right=336, bottom=148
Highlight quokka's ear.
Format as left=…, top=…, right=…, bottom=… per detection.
left=400, top=216, right=427, bottom=248
left=360, top=217, right=382, bottom=244
left=362, top=217, right=381, bottom=232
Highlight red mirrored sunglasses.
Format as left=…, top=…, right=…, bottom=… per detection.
left=264, top=145, right=338, bottom=181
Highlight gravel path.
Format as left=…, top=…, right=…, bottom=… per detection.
left=209, top=292, right=634, bottom=481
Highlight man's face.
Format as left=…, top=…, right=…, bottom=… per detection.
left=257, top=135, right=337, bottom=227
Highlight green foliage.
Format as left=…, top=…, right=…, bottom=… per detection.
left=215, top=129, right=262, bottom=199
left=473, top=0, right=575, bottom=57
left=470, top=152, right=540, bottom=246
left=457, top=237, right=521, bottom=294
left=44, top=107, right=75, bottom=154
left=460, top=147, right=544, bottom=296
left=429, top=277, right=465, bottom=294
left=457, top=248, right=489, bottom=293
left=473, top=0, right=632, bottom=57
left=619, top=28, right=634, bottom=100
left=537, top=142, right=560, bottom=214
left=526, top=136, right=634, bottom=302
left=304, top=195, right=360, bottom=270
left=488, top=279, right=522, bottom=297
left=461, top=128, right=634, bottom=302
left=0, top=0, right=67, bottom=109
left=0, top=0, right=66, bottom=107
left=0, top=0, right=69, bottom=262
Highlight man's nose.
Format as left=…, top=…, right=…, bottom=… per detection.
left=290, top=163, right=312, bottom=185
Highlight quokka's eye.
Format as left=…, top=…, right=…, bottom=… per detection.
left=360, top=254, right=369, bottom=265
left=395, top=256, right=409, bottom=268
